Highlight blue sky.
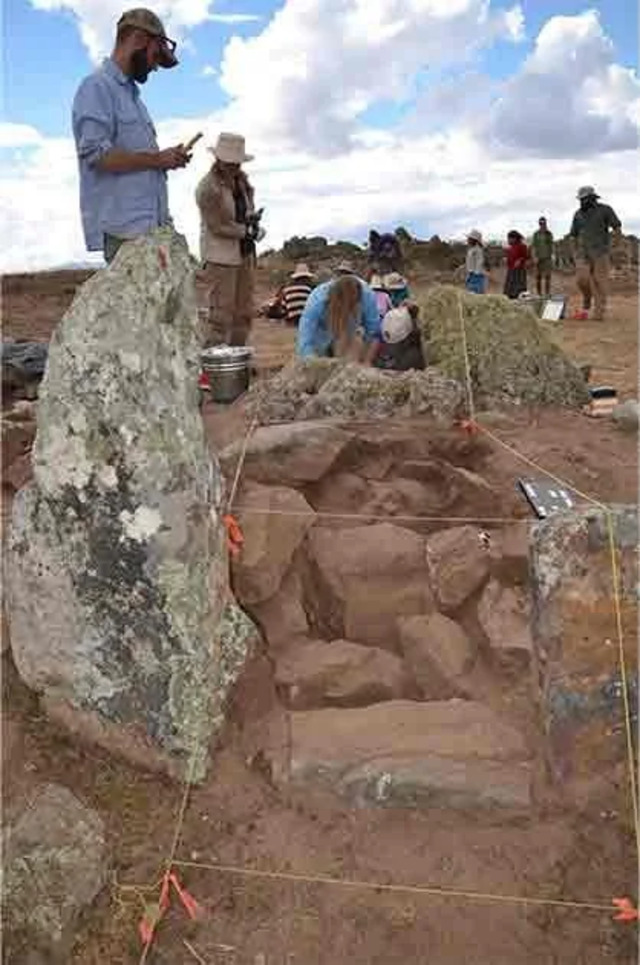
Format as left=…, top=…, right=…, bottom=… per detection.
left=1, top=0, right=638, bottom=269
left=5, top=0, right=636, bottom=137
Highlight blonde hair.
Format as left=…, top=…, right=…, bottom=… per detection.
left=327, top=276, right=361, bottom=356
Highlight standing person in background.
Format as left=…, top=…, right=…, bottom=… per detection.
left=532, top=216, right=554, bottom=296
left=464, top=230, right=489, bottom=294
left=72, top=8, right=191, bottom=263
left=570, top=186, right=622, bottom=321
left=280, top=264, right=315, bottom=327
left=369, top=274, right=393, bottom=321
left=195, top=132, right=264, bottom=347
left=368, top=230, right=403, bottom=274
left=384, top=272, right=411, bottom=307
left=297, top=274, right=381, bottom=362
left=503, top=230, right=529, bottom=299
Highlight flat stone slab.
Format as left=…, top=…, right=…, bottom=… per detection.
left=273, top=700, right=530, bottom=809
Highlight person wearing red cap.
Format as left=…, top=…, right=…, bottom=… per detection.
left=72, top=9, right=192, bottom=262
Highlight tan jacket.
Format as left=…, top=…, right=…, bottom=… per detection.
left=195, top=166, right=255, bottom=266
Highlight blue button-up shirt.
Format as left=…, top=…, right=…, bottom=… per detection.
left=297, top=278, right=381, bottom=357
left=72, top=58, right=170, bottom=251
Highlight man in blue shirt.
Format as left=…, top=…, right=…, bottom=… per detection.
left=297, top=274, right=381, bottom=362
left=72, top=8, right=192, bottom=262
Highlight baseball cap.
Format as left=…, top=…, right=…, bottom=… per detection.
left=117, top=8, right=178, bottom=68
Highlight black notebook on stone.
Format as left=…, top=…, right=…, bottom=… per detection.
left=517, top=477, right=576, bottom=519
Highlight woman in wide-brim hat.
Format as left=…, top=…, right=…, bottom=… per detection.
left=383, top=271, right=410, bottom=307
left=195, top=132, right=263, bottom=349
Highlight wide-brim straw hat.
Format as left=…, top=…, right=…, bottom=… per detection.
left=467, top=229, right=483, bottom=244
left=208, top=132, right=254, bottom=163
left=291, top=263, right=314, bottom=279
left=384, top=272, right=408, bottom=291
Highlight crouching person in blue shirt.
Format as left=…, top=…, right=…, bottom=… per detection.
left=296, top=274, right=381, bottom=363
left=72, top=8, right=192, bottom=263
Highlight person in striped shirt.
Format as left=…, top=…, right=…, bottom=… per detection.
left=281, top=263, right=315, bottom=327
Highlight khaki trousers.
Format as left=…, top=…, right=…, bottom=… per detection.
left=576, top=254, right=609, bottom=319
left=197, top=260, right=254, bottom=346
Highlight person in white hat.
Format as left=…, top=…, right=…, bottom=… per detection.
left=72, top=8, right=192, bottom=262
left=195, top=133, right=264, bottom=347
left=279, top=263, right=316, bottom=327
left=569, top=186, right=622, bottom=320
left=334, top=259, right=356, bottom=276
left=465, top=230, right=489, bottom=294
left=375, top=306, right=425, bottom=372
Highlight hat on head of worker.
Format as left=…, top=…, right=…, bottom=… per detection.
left=383, top=272, right=408, bottom=291
left=467, top=229, right=483, bottom=244
left=117, top=9, right=178, bottom=68
left=335, top=260, right=355, bottom=275
left=577, top=185, right=599, bottom=200
left=369, top=273, right=385, bottom=289
left=291, top=262, right=314, bottom=279
left=382, top=307, right=413, bottom=345
left=208, top=132, right=254, bottom=163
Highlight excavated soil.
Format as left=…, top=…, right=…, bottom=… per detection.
left=2, top=267, right=638, bottom=964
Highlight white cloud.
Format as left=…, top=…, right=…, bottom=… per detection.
left=0, top=123, right=44, bottom=148
left=217, top=0, right=525, bottom=154
left=30, top=0, right=218, bottom=62
left=201, top=63, right=217, bottom=76
left=488, top=10, right=640, bottom=156
left=5, top=5, right=638, bottom=271
left=2, top=116, right=636, bottom=273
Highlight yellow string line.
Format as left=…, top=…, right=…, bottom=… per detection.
left=232, top=507, right=530, bottom=525
left=605, top=511, right=640, bottom=871
left=457, top=293, right=476, bottom=424
left=454, top=298, right=638, bottom=876
left=138, top=743, right=202, bottom=965
left=225, top=412, right=260, bottom=513
left=477, top=425, right=607, bottom=510
left=173, top=859, right=615, bottom=914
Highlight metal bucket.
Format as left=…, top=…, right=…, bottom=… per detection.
left=201, top=345, right=253, bottom=404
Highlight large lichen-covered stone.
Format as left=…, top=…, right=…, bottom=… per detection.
left=6, top=229, right=253, bottom=782
left=417, top=285, right=590, bottom=408
left=245, top=358, right=465, bottom=425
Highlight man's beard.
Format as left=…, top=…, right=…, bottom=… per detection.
left=130, top=48, right=150, bottom=84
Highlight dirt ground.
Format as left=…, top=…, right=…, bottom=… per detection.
left=1, top=265, right=638, bottom=964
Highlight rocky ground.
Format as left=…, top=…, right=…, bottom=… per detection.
left=2, top=263, right=638, bottom=964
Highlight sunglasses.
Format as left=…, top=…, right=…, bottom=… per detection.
left=144, top=31, right=177, bottom=57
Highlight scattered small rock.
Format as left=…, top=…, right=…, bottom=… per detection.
left=3, top=784, right=107, bottom=957
left=611, top=399, right=639, bottom=433
left=398, top=612, right=474, bottom=698
left=426, top=525, right=490, bottom=611
left=275, top=638, right=409, bottom=709
left=232, top=483, right=316, bottom=605
left=478, top=580, right=533, bottom=676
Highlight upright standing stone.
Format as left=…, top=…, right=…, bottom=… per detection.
left=531, top=506, right=638, bottom=791
left=6, top=229, right=256, bottom=782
